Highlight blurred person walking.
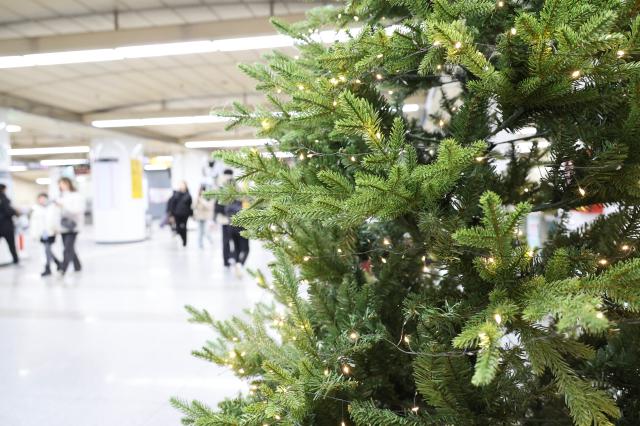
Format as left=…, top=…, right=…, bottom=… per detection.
left=30, top=193, right=61, bottom=276
left=162, top=189, right=178, bottom=230
left=216, top=170, right=249, bottom=273
left=57, top=177, right=85, bottom=275
left=193, top=185, right=214, bottom=249
left=0, top=183, right=19, bottom=264
left=168, top=181, right=192, bottom=247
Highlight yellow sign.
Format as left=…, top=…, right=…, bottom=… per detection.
left=130, top=159, right=143, bottom=199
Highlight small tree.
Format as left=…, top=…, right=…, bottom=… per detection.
left=173, top=1, right=640, bottom=424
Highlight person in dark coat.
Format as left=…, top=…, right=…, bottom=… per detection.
left=168, top=181, right=192, bottom=247
left=216, top=170, right=249, bottom=270
left=161, top=190, right=178, bottom=229
left=223, top=199, right=250, bottom=268
left=0, top=183, right=19, bottom=264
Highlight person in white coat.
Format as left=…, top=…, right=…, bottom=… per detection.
left=30, top=193, right=61, bottom=276
left=29, top=193, right=61, bottom=277
left=56, top=177, right=85, bottom=275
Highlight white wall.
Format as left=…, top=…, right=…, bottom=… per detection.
left=12, top=177, right=41, bottom=212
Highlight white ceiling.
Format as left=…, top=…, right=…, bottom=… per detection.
left=0, top=1, right=312, bottom=39
left=0, top=49, right=285, bottom=113
left=0, top=0, right=318, bottom=152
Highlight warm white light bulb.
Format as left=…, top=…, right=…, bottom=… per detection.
left=510, top=27, right=517, bottom=35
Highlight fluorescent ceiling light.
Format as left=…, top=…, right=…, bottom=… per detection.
left=40, top=158, right=89, bottom=166
left=9, top=165, right=27, bottom=172
left=117, top=41, right=217, bottom=59
left=216, top=34, right=293, bottom=52
left=0, top=28, right=362, bottom=69
left=402, top=104, right=420, bottom=113
left=185, top=139, right=273, bottom=149
left=92, top=115, right=231, bottom=128
left=9, top=145, right=90, bottom=156
left=36, top=178, right=51, bottom=185
left=0, top=123, right=22, bottom=132
left=144, top=164, right=169, bottom=171
left=260, top=151, right=294, bottom=158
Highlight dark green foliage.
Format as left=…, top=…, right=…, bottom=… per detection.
left=177, top=1, right=640, bottom=425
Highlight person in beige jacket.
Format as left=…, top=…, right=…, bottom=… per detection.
left=193, top=185, right=214, bottom=249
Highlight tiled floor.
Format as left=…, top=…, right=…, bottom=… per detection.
left=0, top=224, right=272, bottom=426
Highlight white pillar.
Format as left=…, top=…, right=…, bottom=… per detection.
left=0, top=110, right=11, bottom=188
left=171, top=151, right=209, bottom=195
left=0, top=110, right=13, bottom=264
left=91, top=137, right=146, bottom=243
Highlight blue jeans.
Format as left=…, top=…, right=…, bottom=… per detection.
left=197, top=220, right=212, bottom=248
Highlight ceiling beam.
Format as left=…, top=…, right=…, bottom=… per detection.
left=84, top=92, right=264, bottom=115
left=0, top=93, right=180, bottom=144
left=0, top=1, right=312, bottom=27
left=0, top=13, right=306, bottom=56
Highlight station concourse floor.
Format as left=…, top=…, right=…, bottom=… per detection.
left=0, top=224, right=273, bottom=426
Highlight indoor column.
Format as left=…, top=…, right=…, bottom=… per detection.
left=91, top=137, right=146, bottom=243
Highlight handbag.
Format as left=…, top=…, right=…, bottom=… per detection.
left=61, top=216, right=77, bottom=232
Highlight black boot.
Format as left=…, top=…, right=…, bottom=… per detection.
left=41, top=267, right=52, bottom=277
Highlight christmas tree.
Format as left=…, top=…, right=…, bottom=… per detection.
left=172, top=1, right=640, bottom=424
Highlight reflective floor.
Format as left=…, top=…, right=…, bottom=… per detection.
left=0, top=224, right=271, bottom=426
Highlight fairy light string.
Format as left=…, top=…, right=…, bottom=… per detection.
left=214, top=5, right=637, bottom=424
